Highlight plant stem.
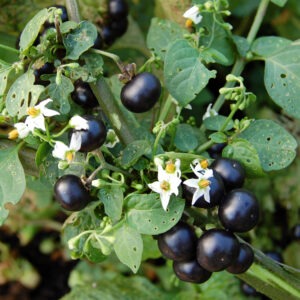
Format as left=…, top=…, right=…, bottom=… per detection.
left=212, top=0, right=270, bottom=113
left=66, top=0, right=139, bottom=146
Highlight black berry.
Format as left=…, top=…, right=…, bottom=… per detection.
left=109, top=0, right=129, bottom=19
left=157, top=222, right=197, bottom=262
left=197, top=228, right=240, bottom=272
left=54, top=174, right=91, bottom=211
left=211, top=158, right=245, bottom=191
left=71, top=80, right=99, bottom=109
left=291, top=224, right=300, bottom=241
left=226, top=243, right=254, bottom=274
left=265, top=251, right=283, bottom=263
left=121, top=72, right=161, bottom=113
left=71, top=115, right=107, bottom=152
left=173, top=259, right=212, bottom=283
left=34, top=62, right=55, bottom=86
left=218, top=188, right=260, bottom=233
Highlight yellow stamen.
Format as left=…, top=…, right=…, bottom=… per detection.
left=27, top=107, right=40, bottom=117
left=66, top=151, right=74, bottom=163
left=165, top=161, right=176, bottom=174
left=8, top=129, right=19, bottom=140
left=198, top=179, right=210, bottom=189
left=185, top=19, right=194, bottom=28
left=200, top=159, right=209, bottom=169
left=160, top=180, right=170, bottom=191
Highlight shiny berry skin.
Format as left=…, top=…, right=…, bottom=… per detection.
left=71, top=115, right=107, bottom=152
left=265, top=251, right=283, bottom=263
left=291, top=224, right=300, bottom=241
left=207, top=142, right=227, bottom=159
left=71, top=80, right=99, bottom=109
left=157, top=222, right=197, bottom=262
left=110, top=17, right=128, bottom=37
left=240, top=282, right=260, bottom=297
left=109, top=0, right=129, bottom=19
left=93, top=33, right=104, bottom=50
left=54, top=174, right=91, bottom=211
left=226, top=243, right=254, bottom=274
left=196, top=228, right=240, bottom=272
left=218, top=188, right=260, bottom=233
left=121, top=72, right=161, bottom=113
left=102, top=25, right=117, bottom=46
left=183, top=170, right=225, bottom=208
left=173, top=259, right=212, bottom=284
left=34, top=62, right=55, bottom=86
left=211, top=158, right=245, bottom=191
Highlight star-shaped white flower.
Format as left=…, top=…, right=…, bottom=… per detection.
left=25, top=98, right=59, bottom=132
left=192, top=158, right=209, bottom=172
left=202, top=103, right=218, bottom=120
left=183, top=5, right=202, bottom=25
left=52, top=132, right=82, bottom=165
left=165, top=159, right=181, bottom=178
left=8, top=122, right=30, bottom=139
left=183, top=167, right=213, bottom=205
left=69, top=115, right=89, bottom=130
left=148, top=165, right=182, bottom=211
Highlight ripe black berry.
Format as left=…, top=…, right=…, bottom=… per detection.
left=218, top=188, right=260, bottom=233
left=157, top=222, right=197, bottom=262
left=54, top=174, right=91, bottom=211
left=34, top=62, right=55, bottom=86
left=183, top=170, right=225, bottom=208
left=265, top=251, right=283, bottom=263
left=70, top=115, right=107, bottom=152
left=240, top=282, right=260, bottom=297
left=110, top=18, right=128, bottom=37
left=121, top=72, right=161, bottom=113
left=93, top=33, right=104, bottom=50
left=196, top=228, right=240, bottom=272
left=71, top=80, right=99, bottom=109
left=226, top=243, right=254, bottom=274
left=207, top=142, right=227, bottom=159
left=173, top=259, right=212, bottom=283
left=211, top=158, right=245, bottom=191
left=109, top=0, right=129, bottom=19
left=102, top=25, right=117, bottom=46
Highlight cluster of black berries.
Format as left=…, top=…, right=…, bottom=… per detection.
left=53, top=115, right=107, bottom=211
left=94, top=0, right=129, bottom=48
left=158, top=157, right=260, bottom=284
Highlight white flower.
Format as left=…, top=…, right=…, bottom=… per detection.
left=192, top=158, right=209, bottom=172
left=183, top=5, right=202, bottom=25
left=183, top=167, right=213, bottom=205
left=25, top=98, right=59, bottom=132
left=202, top=103, right=218, bottom=120
left=105, top=129, right=119, bottom=148
left=8, top=122, right=30, bottom=140
left=165, top=159, right=181, bottom=178
left=52, top=132, right=82, bottom=164
left=148, top=165, right=182, bottom=211
left=69, top=115, right=89, bottom=130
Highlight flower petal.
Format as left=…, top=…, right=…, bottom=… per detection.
left=69, top=115, right=89, bottom=130
left=160, top=191, right=171, bottom=211
left=69, top=132, right=82, bottom=151
left=14, top=122, right=30, bottom=138
left=183, top=178, right=199, bottom=189
left=52, top=141, right=69, bottom=160
left=148, top=181, right=162, bottom=194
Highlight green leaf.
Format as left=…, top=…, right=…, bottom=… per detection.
left=121, top=140, right=151, bottom=169
left=82, top=52, right=104, bottom=79
left=271, top=0, right=288, bottom=7
left=141, top=235, right=161, bottom=261
left=0, top=66, right=18, bottom=105
left=0, top=146, right=26, bottom=225
left=174, top=124, right=198, bottom=152
left=146, top=18, right=186, bottom=61
left=60, top=21, right=78, bottom=34
left=222, top=138, right=265, bottom=177
left=6, top=71, right=44, bottom=118
left=48, top=75, right=74, bottom=114
left=98, top=186, right=123, bottom=223
left=251, top=36, right=291, bottom=57
left=164, top=39, right=216, bottom=106
left=203, top=115, right=234, bottom=131
left=262, top=40, right=300, bottom=119
left=209, top=132, right=227, bottom=143
left=232, top=35, right=250, bottom=58
left=19, top=9, right=49, bottom=53
left=239, top=120, right=297, bottom=171
left=35, top=142, right=51, bottom=167
left=114, top=224, right=143, bottom=273
left=124, top=194, right=185, bottom=235
left=63, top=21, right=98, bottom=60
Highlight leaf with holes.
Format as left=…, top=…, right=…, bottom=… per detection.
left=223, top=138, right=265, bottom=177
left=98, top=186, right=123, bottom=223
left=48, top=75, right=74, bottom=114
left=239, top=120, right=297, bottom=171
left=0, top=66, right=18, bottom=106
left=164, top=39, right=216, bottom=106
left=124, top=194, right=185, bottom=235
left=63, top=21, right=98, bottom=60
left=146, top=18, right=186, bottom=61
left=19, top=8, right=50, bottom=53
left=6, top=71, right=44, bottom=119
left=114, top=224, right=143, bottom=273
left=0, top=146, right=26, bottom=225
left=252, top=36, right=291, bottom=57
left=262, top=40, right=300, bottom=119
left=271, top=0, right=288, bottom=7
